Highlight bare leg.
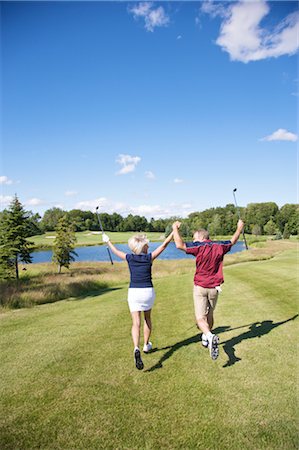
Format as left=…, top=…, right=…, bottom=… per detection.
left=143, top=309, right=152, bottom=345
left=131, top=311, right=141, bottom=348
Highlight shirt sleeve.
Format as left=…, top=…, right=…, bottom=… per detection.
left=126, top=254, right=131, bottom=262
left=221, top=242, right=233, bottom=255
left=185, top=245, right=199, bottom=256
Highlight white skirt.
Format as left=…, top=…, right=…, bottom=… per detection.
left=127, top=287, right=156, bottom=313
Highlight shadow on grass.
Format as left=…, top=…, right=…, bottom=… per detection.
left=68, top=286, right=122, bottom=302
left=144, top=334, right=201, bottom=372
left=145, top=316, right=298, bottom=372
left=0, top=278, right=122, bottom=309
left=221, top=314, right=298, bottom=368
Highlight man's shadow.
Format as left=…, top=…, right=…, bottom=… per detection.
left=222, top=314, right=298, bottom=368
left=145, top=325, right=240, bottom=373
left=145, top=315, right=298, bottom=372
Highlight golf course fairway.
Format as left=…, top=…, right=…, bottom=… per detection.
left=0, top=242, right=298, bottom=449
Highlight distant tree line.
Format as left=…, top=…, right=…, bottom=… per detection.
left=21, top=207, right=172, bottom=234
left=0, top=196, right=298, bottom=280
left=0, top=201, right=298, bottom=239
left=185, top=203, right=298, bottom=238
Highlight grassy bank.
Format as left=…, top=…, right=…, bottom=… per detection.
left=30, top=231, right=165, bottom=249
left=29, top=230, right=276, bottom=250
left=0, top=241, right=298, bottom=449
left=1, top=240, right=296, bottom=310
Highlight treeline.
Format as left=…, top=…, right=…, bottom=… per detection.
left=185, top=203, right=298, bottom=237
left=18, top=207, right=171, bottom=234
left=1, top=202, right=298, bottom=238
left=0, top=197, right=298, bottom=281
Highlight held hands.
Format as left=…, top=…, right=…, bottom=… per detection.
left=172, top=221, right=181, bottom=230
left=102, top=233, right=110, bottom=243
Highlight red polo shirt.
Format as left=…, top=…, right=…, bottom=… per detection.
left=185, top=240, right=232, bottom=288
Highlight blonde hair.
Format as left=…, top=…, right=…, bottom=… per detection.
left=128, top=234, right=149, bottom=255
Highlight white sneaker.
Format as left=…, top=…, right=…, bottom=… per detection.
left=143, top=342, right=152, bottom=353
left=201, top=337, right=208, bottom=348
left=208, top=334, right=219, bottom=360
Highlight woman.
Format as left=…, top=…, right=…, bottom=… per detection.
left=102, top=232, right=173, bottom=370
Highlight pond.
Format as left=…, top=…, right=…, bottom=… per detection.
left=31, top=241, right=247, bottom=263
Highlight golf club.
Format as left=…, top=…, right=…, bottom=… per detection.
left=233, top=188, right=248, bottom=250
left=95, top=206, right=114, bottom=265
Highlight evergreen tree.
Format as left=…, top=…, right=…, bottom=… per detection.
left=52, top=216, right=77, bottom=273
left=0, top=195, right=34, bottom=279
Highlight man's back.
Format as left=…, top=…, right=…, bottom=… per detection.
left=185, top=240, right=232, bottom=288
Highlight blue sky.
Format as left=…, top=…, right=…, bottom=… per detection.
left=1, top=1, right=298, bottom=219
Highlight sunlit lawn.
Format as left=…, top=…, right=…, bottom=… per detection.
left=30, top=231, right=165, bottom=249
left=0, top=241, right=298, bottom=449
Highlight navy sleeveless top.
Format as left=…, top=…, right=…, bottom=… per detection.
left=126, top=253, right=153, bottom=288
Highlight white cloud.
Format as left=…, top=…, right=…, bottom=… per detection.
left=25, top=198, right=44, bottom=206
left=0, top=195, right=13, bottom=208
left=75, top=197, right=109, bottom=211
left=145, top=171, right=155, bottom=179
left=129, top=2, right=169, bottom=32
left=174, top=178, right=183, bottom=184
left=201, top=0, right=299, bottom=63
left=201, top=1, right=227, bottom=19
left=74, top=197, right=192, bottom=219
left=260, top=128, right=298, bottom=142
left=130, top=204, right=166, bottom=217
left=116, top=154, right=141, bottom=175
left=65, top=190, right=78, bottom=197
left=0, top=175, right=13, bottom=185
left=124, top=202, right=193, bottom=219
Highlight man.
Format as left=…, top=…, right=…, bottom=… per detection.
left=172, top=219, right=245, bottom=360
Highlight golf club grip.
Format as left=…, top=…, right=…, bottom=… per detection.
left=242, top=230, right=248, bottom=250
left=107, top=246, right=114, bottom=265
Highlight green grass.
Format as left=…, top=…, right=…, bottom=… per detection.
left=30, top=231, right=271, bottom=250
left=30, top=231, right=165, bottom=249
left=0, top=242, right=298, bottom=449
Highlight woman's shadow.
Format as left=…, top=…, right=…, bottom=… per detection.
left=145, top=314, right=298, bottom=372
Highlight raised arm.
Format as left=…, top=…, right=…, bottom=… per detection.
left=102, top=234, right=127, bottom=260
left=230, top=219, right=245, bottom=245
left=151, top=231, right=174, bottom=260
left=172, top=221, right=187, bottom=252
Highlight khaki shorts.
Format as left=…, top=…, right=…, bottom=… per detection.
left=193, top=285, right=219, bottom=320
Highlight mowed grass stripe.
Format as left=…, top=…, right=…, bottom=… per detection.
left=0, top=248, right=298, bottom=449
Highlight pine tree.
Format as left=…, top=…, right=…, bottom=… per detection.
left=52, top=216, right=77, bottom=273
left=0, top=195, right=34, bottom=279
